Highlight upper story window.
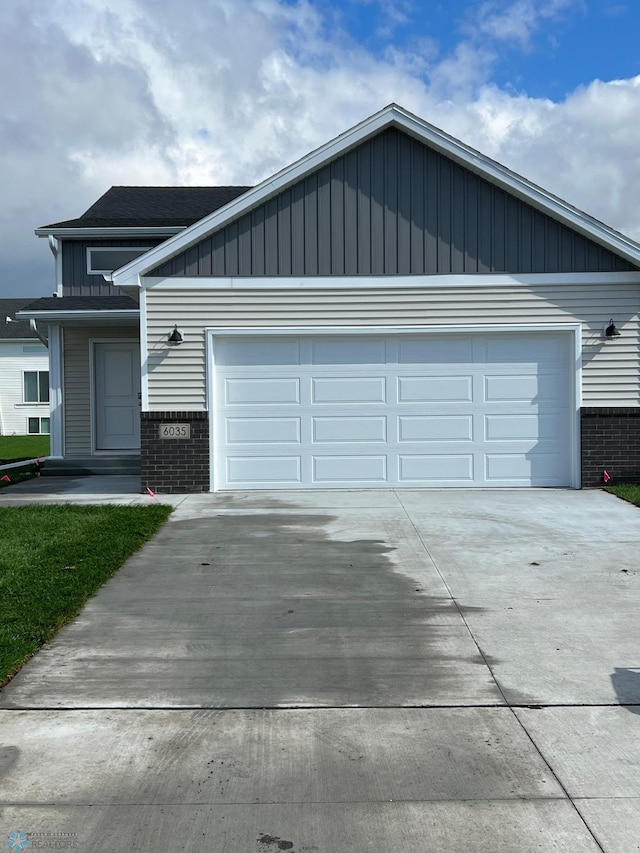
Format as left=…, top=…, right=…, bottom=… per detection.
left=24, top=371, right=49, bottom=404
left=86, top=247, right=148, bottom=275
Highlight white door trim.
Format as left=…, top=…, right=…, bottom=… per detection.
left=90, top=338, right=141, bottom=455
left=206, top=323, right=582, bottom=491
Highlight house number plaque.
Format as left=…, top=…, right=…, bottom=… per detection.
left=158, top=423, right=191, bottom=439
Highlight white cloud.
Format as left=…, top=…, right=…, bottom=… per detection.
left=0, top=0, right=639, bottom=297
left=470, top=0, right=581, bottom=49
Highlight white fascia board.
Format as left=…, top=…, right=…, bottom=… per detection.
left=145, top=271, right=640, bottom=290
left=16, top=310, right=139, bottom=322
left=206, top=323, right=582, bottom=337
left=115, top=279, right=143, bottom=296
left=0, top=337, right=46, bottom=343
left=113, top=103, right=640, bottom=288
left=34, top=227, right=182, bottom=239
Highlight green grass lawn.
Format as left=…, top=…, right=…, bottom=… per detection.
left=605, top=484, right=640, bottom=507
left=0, top=503, right=171, bottom=684
left=0, top=435, right=50, bottom=464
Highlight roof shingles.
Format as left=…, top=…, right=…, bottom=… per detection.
left=0, top=299, right=42, bottom=340
left=40, top=186, right=251, bottom=230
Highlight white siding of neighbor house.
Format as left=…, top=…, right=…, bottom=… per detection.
left=63, top=325, right=139, bottom=457
left=0, top=341, right=50, bottom=434
left=143, top=279, right=640, bottom=411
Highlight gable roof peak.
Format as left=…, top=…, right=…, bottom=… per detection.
left=109, top=103, right=640, bottom=285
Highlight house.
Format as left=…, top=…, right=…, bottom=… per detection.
left=20, top=104, right=640, bottom=492
left=0, top=299, right=50, bottom=437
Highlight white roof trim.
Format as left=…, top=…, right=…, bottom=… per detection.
left=35, top=227, right=182, bottom=239
left=16, top=309, right=139, bottom=322
left=145, top=271, right=640, bottom=290
left=0, top=337, right=46, bottom=343
left=112, top=103, right=640, bottom=289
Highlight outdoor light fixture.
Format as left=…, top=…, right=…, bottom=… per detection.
left=604, top=319, right=621, bottom=339
left=167, top=325, right=183, bottom=346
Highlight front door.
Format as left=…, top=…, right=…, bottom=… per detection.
left=94, top=342, right=140, bottom=451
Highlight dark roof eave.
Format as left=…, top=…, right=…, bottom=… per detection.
left=35, top=224, right=185, bottom=235
left=17, top=309, right=140, bottom=325
left=17, top=295, right=139, bottom=313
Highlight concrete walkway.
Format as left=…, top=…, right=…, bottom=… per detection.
left=1, top=481, right=640, bottom=850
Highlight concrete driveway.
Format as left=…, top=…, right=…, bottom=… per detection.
left=1, top=485, right=640, bottom=851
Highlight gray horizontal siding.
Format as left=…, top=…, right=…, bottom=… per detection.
left=153, top=129, right=636, bottom=278
left=145, top=283, right=640, bottom=411
left=62, top=239, right=164, bottom=296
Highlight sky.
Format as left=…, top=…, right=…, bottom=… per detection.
left=1, top=0, right=640, bottom=297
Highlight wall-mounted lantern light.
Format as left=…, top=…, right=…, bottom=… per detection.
left=168, top=325, right=184, bottom=346
left=604, top=319, right=621, bottom=339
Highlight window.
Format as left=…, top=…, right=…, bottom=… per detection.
left=28, top=417, right=50, bottom=435
left=87, top=247, right=148, bottom=275
left=24, top=371, right=49, bottom=403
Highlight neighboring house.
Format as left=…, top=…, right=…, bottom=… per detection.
left=19, top=104, right=640, bottom=492
left=0, top=299, right=50, bottom=437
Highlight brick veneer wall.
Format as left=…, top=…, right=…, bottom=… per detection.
left=581, top=407, right=640, bottom=486
left=140, top=411, right=209, bottom=493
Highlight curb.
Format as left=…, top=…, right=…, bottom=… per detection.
left=0, top=456, right=50, bottom=473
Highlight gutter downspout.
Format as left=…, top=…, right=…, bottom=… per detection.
left=29, top=319, right=48, bottom=347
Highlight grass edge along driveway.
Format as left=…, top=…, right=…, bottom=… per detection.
left=606, top=483, right=640, bottom=507
left=0, top=503, right=171, bottom=685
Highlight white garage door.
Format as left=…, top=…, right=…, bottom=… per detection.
left=212, top=332, right=574, bottom=489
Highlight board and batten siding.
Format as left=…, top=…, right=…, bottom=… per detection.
left=144, top=282, right=640, bottom=411
left=63, top=326, right=139, bottom=456
left=62, top=239, right=164, bottom=297
left=0, top=342, right=49, bottom=434
left=152, top=129, right=635, bottom=279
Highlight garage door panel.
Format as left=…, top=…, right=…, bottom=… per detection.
left=484, top=374, right=566, bottom=403
left=311, top=338, right=386, bottom=364
left=226, top=417, right=301, bottom=444
left=313, top=455, right=387, bottom=482
left=399, top=454, right=474, bottom=482
left=485, top=452, right=564, bottom=483
left=398, top=338, right=474, bottom=364
left=213, top=332, right=574, bottom=489
left=226, top=456, right=302, bottom=484
left=484, top=413, right=560, bottom=441
left=226, top=378, right=300, bottom=405
left=216, top=338, right=301, bottom=366
left=312, top=377, right=386, bottom=403
left=483, top=336, right=566, bottom=363
left=398, top=376, right=473, bottom=403
left=398, top=415, right=473, bottom=442
left=312, top=416, right=387, bottom=443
